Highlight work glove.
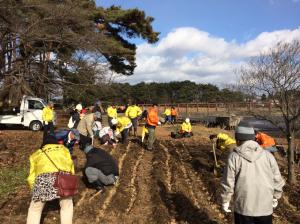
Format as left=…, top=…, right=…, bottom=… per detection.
left=158, top=121, right=161, bottom=126
left=272, top=198, right=278, bottom=208
left=209, top=134, right=217, bottom=140
left=45, top=121, right=48, bottom=125
left=222, top=202, right=231, bottom=213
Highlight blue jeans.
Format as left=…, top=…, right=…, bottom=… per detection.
left=165, top=116, right=171, bottom=123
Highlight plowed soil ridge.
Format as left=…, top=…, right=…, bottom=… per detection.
left=96, top=142, right=133, bottom=222
left=1, top=129, right=299, bottom=224
left=126, top=149, right=145, bottom=213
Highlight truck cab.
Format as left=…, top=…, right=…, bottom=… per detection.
left=0, top=96, right=47, bottom=131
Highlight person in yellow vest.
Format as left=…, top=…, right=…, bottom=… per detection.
left=209, top=133, right=236, bottom=151
left=179, top=118, right=193, bottom=137
left=164, top=107, right=172, bottom=124
left=111, top=116, right=132, bottom=144
left=209, top=133, right=236, bottom=167
left=125, top=102, right=142, bottom=137
left=26, top=135, right=74, bottom=224
left=107, top=104, right=118, bottom=128
left=42, top=101, right=55, bottom=142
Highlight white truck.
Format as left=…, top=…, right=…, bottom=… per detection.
left=0, top=95, right=48, bottom=131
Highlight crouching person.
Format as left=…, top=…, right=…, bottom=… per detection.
left=84, top=145, right=119, bottom=192
left=99, top=127, right=117, bottom=147
left=255, top=130, right=278, bottom=153
left=209, top=133, right=236, bottom=152
left=209, top=133, right=236, bottom=165
left=26, top=135, right=74, bottom=224
left=180, top=118, right=193, bottom=137
left=54, top=129, right=80, bottom=154
left=111, top=117, right=132, bottom=144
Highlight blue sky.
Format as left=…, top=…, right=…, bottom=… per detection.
left=96, top=0, right=300, bottom=85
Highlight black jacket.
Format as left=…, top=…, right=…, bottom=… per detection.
left=85, top=148, right=119, bottom=176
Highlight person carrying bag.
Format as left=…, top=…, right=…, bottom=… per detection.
left=26, top=135, right=76, bottom=224
left=42, top=147, right=78, bottom=197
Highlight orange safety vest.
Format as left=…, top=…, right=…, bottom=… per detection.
left=147, top=107, right=159, bottom=126
left=256, top=132, right=276, bottom=148
left=171, top=108, right=177, bottom=116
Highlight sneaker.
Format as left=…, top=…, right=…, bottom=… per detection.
left=114, top=176, right=119, bottom=185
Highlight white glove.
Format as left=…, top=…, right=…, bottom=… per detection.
left=222, top=202, right=231, bottom=213
left=272, top=199, right=278, bottom=208
left=45, top=121, right=48, bottom=125
left=158, top=121, right=161, bottom=126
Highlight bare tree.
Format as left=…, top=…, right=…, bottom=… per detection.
left=240, top=40, right=300, bottom=184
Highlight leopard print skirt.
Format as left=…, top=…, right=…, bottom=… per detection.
left=32, top=173, right=59, bottom=202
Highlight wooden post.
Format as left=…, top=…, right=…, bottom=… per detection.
left=207, top=103, right=209, bottom=116
left=186, top=103, right=188, bottom=117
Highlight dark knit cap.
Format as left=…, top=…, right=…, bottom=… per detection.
left=235, top=121, right=255, bottom=141
left=41, top=134, right=58, bottom=147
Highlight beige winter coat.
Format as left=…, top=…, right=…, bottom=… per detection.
left=77, top=113, right=94, bottom=137
left=221, top=140, right=285, bottom=216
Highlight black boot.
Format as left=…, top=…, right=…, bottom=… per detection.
left=91, top=180, right=104, bottom=192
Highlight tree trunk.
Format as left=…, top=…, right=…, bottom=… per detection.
left=287, top=132, right=296, bottom=184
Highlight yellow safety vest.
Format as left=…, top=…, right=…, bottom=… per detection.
left=107, top=106, right=117, bottom=119
left=217, top=133, right=236, bottom=151
left=181, top=122, right=192, bottom=132
left=125, top=105, right=142, bottom=119
left=42, top=106, right=54, bottom=122
left=27, top=144, right=74, bottom=189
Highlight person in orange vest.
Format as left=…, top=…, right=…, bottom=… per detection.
left=171, top=106, right=178, bottom=124
left=145, top=103, right=160, bottom=151
left=255, top=130, right=277, bottom=152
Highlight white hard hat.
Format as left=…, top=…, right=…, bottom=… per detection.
left=111, top=118, right=118, bottom=125
left=75, top=104, right=82, bottom=111
left=185, top=118, right=190, bottom=123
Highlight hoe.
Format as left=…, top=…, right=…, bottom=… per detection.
left=212, top=140, right=220, bottom=175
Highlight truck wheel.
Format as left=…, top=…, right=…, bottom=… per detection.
left=30, top=121, right=42, bottom=131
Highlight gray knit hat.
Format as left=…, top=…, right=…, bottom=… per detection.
left=235, top=121, right=255, bottom=141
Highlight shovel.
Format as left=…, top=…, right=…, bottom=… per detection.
left=212, top=141, right=220, bottom=175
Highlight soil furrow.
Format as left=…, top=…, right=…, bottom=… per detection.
left=125, top=149, right=145, bottom=213
left=159, top=143, right=173, bottom=192
left=96, top=142, right=133, bottom=221
left=169, top=141, right=201, bottom=209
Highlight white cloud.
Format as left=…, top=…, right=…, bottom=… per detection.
left=116, top=27, right=300, bottom=85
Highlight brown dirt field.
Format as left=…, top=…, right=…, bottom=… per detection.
left=0, top=120, right=299, bottom=224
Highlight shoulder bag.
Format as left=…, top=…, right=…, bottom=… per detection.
left=42, top=148, right=78, bottom=197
